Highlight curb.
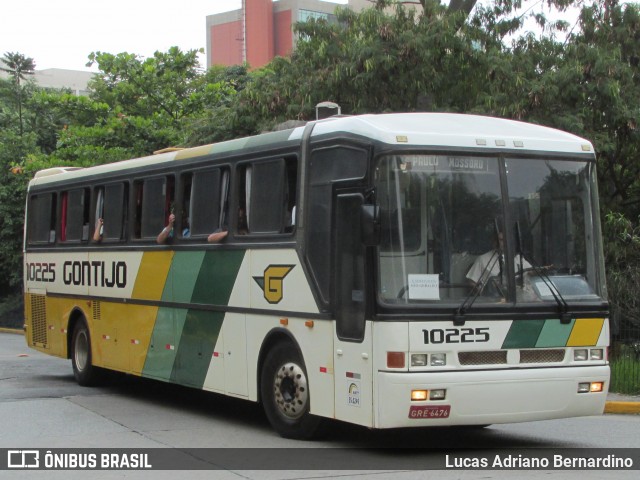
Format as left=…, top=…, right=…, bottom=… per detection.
left=0, top=327, right=22, bottom=335
left=604, top=402, right=640, bottom=415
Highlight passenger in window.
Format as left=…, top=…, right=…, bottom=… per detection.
left=207, top=229, right=228, bottom=243
left=207, top=207, right=247, bottom=243
left=157, top=213, right=175, bottom=244
left=182, top=217, right=191, bottom=238
left=92, top=218, right=104, bottom=242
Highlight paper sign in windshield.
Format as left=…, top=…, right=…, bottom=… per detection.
left=408, top=274, right=440, bottom=300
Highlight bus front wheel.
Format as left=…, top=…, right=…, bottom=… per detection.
left=71, top=320, right=102, bottom=386
left=260, top=342, right=321, bottom=439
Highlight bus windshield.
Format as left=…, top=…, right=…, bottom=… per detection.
left=375, top=154, right=605, bottom=307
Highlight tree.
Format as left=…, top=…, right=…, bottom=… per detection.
left=0, top=52, right=36, bottom=135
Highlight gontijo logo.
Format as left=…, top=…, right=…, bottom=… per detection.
left=253, top=265, right=295, bottom=304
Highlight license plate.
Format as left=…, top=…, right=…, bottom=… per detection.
left=408, top=405, right=451, bottom=419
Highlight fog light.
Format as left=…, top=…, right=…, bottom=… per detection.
left=430, top=389, right=446, bottom=400
left=590, top=349, right=604, bottom=360
left=387, top=352, right=406, bottom=368
left=411, top=354, right=428, bottom=367
left=574, top=349, right=588, bottom=361
left=590, top=382, right=604, bottom=393
left=411, top=390, right=428, bottom=401
left=431, top=353, right=446, bottom=366
left=578, top=382, right=590, bottom=393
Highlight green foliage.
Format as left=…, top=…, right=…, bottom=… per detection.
left=610, top=348, right=640, bottom=395
left=604, top=212, right=640, bottom=333
left=0, top=130, right=36, bottom=293
left=238, top=4, right=483, bottom=122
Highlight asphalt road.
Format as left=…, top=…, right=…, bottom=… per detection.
left=1, top=332, right=639, bottom=479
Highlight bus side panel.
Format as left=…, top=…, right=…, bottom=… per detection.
left=243, top=314, right=335, bottom=415
left=333, top=322, right=374, bottom=427
left=23, top=291, right=62, bottom=357
left=140, top=249, right=246, bottom=390
left=242, top=249, right=335, bottom=418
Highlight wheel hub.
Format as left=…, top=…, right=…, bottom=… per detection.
left=273, top=362, right=308, bottom=419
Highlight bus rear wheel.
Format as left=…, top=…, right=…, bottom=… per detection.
left=261, top=342, right=321, bottom=439
left=71, top=320, right=102, bottom=386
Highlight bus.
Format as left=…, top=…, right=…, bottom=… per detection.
left=23, top=112, right=610, bottom=439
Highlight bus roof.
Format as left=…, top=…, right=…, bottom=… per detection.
left=311, top=113, right=594, bottom=154
left=29, top=113, right=593, bottom=188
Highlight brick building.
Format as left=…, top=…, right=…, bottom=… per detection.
left=206, top=0, right=369, bottom=68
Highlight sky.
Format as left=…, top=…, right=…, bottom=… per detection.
left=0, top=1, right=348, bottom=71
left=3, top=1, right=637, bottom=73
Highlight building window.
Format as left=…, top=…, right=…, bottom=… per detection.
left=299, top=9, right=330, bottom=22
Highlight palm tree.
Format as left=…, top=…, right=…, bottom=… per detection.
left=0, top=52, right=36, bottom=135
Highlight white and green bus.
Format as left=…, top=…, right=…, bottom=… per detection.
left=24, top=112, right=609, bottom=438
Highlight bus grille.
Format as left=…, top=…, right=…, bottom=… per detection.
left=30, top=295, right=47, bottom=346
left=458, top=351, right=507, bottom=365
left=92, top=301, right=101, bottom=321
left=520, top=349, right=565, bottom=363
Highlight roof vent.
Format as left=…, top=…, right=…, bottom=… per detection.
left=316, top=101, right=341, bottom=120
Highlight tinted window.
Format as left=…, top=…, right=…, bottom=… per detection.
left=134, top=176, right=173, bottom=240
left=94, top=183, right=128, bottom=241
left=239, top=157, right=297, bottom=236
left=62, top=188, right=90, bottom=242
left=187, top=168, right=229, bottom=237
left=28, top=193, right=57, bottom=244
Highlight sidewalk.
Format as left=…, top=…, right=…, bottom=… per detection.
left=2, top=326, right=638, bottom=414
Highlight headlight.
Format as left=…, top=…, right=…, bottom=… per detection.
left=574, top=349, right=588, bottom=361
left=431, top=353, right=447, bottom=366
left=411, top=354, right=428, bottom=367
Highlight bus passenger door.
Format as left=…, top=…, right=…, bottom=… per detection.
left=332, top=193, right=374, bottom=427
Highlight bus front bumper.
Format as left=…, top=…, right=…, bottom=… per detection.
left=375, top=365, right=610, bottom=429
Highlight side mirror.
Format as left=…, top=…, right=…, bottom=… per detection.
left=361, top=204, right=380, bottom=246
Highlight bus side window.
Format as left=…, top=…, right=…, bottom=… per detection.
left=28, top=193, right=57, bottom=244
left=61, top=188, right=90, bottom=242
left=187, top=168, right=228, bottom=237
left=284, top=157, right=297, bottom=232
left=134, top=176, right=173, bottom=240
left=94, top=183, right=128, bottom=242
left=306, top=146, right=368, bottom=307
left=242, top=158, right=292, bottom=235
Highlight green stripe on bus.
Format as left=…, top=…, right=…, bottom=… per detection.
left=171, top=250, right=245, bottom=389
left=535, top=319, right=575, bottom=347
left=501, top=320, right=545, bottom=349
left=143, top=250, right=245, bottom=385
left=143, top=307, right=188, bottom=380
left=162, top=251, right=207, bottom=303
left=171, top=309, right=224, bottom=387
left=190, top=250, right=245, bottom=305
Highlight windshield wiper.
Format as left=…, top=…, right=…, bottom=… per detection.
left=515, top=221, right=571, bottom=324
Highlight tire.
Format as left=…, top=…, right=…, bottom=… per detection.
left=260, top=342, right=322, bottom=439
left=71, top=319, right=103, bottom=386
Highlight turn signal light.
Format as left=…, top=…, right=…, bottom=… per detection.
left=411, top=390, right=428, bottom=401
left=590, top=382, right=604, bottom=393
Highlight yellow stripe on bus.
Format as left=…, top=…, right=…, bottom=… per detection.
left=566, top=318, right=605, bottom=347
left=131, top=251, right=174, bottom=301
